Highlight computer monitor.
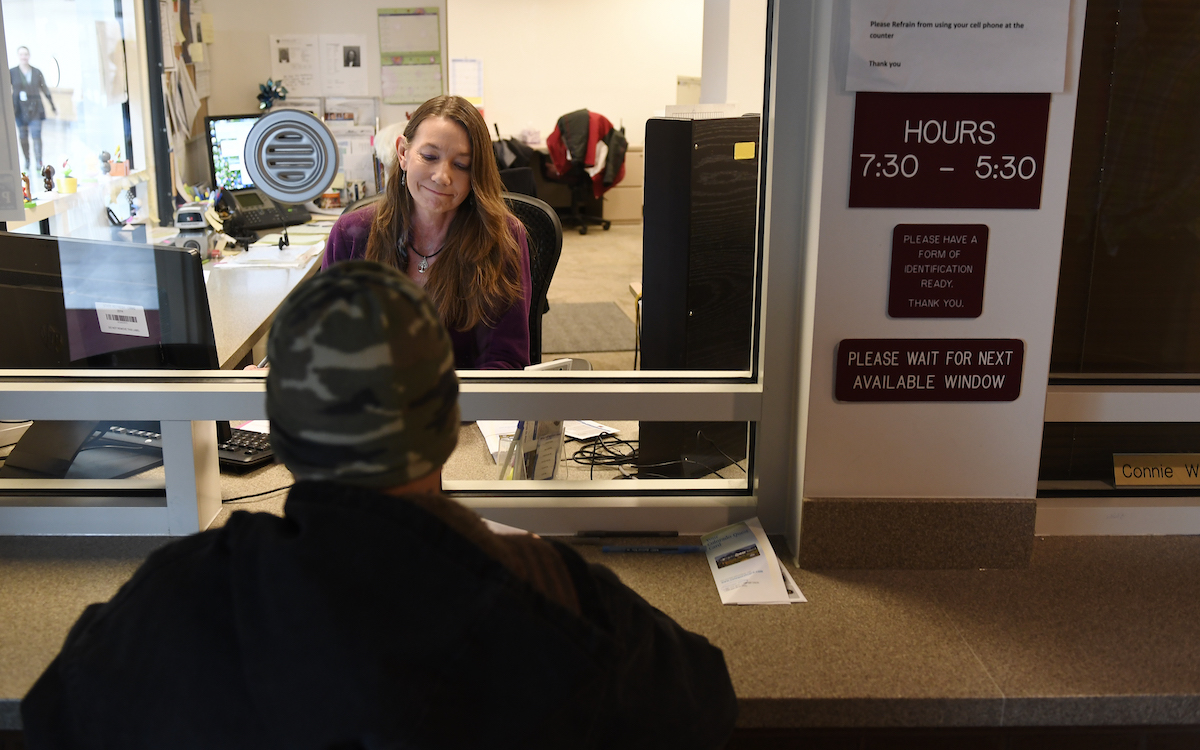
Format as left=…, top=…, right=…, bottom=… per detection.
left=0, top=233, right=219, bottom=478
left=206, top=113, right=261, bottom=191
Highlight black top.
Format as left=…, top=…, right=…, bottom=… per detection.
left=9, top=65, right=54, bottom=125
left=21, top=482, right=737, bottom=749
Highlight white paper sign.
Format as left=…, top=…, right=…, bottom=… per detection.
left=847, top=0, right=1070, bottom=93
left=319, top=34, right=369, bottom=97
left=96, top=303, right=150, bottom=338
left=270, top=35, right=321, bottom=97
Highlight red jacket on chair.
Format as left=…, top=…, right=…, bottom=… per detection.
left=547, top=109, right=626, bottom=199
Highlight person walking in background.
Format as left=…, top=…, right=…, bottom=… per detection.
left=10, top=45, right=56, bottom=174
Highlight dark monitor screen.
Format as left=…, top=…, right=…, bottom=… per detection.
left=0, top=232, right=217, bottom=370
left=206, top=113, right=260, bottom=191
left=0, top=233, right=220, bottom=479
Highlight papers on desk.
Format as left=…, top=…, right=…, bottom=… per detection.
left=702, top=517, right=806, bottom=605
left=287, top=221, right=337, bottom=233
left=477, top=420, right=620, bottom=463
left=214, top=240, right=324, bottom=269
left=255, top=232, right=326, bottom=246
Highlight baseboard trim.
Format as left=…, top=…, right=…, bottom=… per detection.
left=798, top=497, right=1036, bottom=569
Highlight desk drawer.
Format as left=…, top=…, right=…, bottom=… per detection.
left=603, top=185, right=643, bottom=223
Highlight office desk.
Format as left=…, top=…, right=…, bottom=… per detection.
left=0, top=235, right=323, bottom=536
left=4, top=533, right=1200, bottom=739
left=206, top=260, right=321, bottom=367
left=145, top=222, right=326, bottom=368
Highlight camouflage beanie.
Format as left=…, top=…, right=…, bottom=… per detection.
left=266, top=260, right=459, bottom=487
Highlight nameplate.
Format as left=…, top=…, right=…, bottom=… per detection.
left=835, top=338, right=1024, bottom=402
left=1113, top=454, right=1200, bottom=487
left=888, top=224, right=988, bottom=318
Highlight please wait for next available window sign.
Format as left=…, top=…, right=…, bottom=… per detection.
left=835, top=338, right=1024, bottom=402
left=1113, top=454, right=1200, bottom=488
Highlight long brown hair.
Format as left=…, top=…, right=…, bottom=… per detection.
left=364, top=95, right=522, bottom=332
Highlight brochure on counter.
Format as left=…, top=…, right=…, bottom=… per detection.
left=701, top=517, right=805, bottom=605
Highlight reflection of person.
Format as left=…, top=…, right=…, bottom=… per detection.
left=278, top=47, right=290, bottom=63
left=323, top=95, right=532, bottom=370
left=9, top=46, right=57, bottom=174
left=343, top=45, right=360, bottom=67
left=21, top=262, right=738, bottom=748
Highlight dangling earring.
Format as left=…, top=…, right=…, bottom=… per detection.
left=400, top=170, right=407, bottom=188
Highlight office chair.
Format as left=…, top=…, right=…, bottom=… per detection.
left=556, top=163, right=610, bottom=235
left=499, top=167, right=538, bottom=198
left=545, top=109, right=625, bottom=235
left=343, top=192, right=384, bottom=214
left=504, top=193, right=562, bottom=365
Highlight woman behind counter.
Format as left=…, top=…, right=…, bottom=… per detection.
left=322, top=95, right=531, bottom=370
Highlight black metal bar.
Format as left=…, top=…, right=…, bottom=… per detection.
left=115, top=0, right=136, bottom=171
left=142, top=0, right=175, bottom=226
left=39, top=218, right=50, bottom=235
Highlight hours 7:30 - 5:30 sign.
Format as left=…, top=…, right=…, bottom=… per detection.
left=848, top=92, right=1051, bottom=210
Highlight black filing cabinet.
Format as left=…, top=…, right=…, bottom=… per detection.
left=639, top=116, right=760, bottom=478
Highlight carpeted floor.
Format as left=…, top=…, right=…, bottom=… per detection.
left=541, top=301, right=636, bottom=354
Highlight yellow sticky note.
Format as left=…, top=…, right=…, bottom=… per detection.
left=200, top=13, right=216, bottom=43
left=734, top=142, right=755, bottom=160
left=187, top=42, right=204, bottom=63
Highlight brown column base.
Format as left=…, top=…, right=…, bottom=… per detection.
left=797, top=497, right=1036, bottom=569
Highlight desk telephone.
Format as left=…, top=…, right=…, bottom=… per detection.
left=219, top=188, right=311, bottom=232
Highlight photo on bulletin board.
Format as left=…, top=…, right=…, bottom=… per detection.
left=320, top=34, right=368, bottom=96
left=324, top=97, right=378, bottom=128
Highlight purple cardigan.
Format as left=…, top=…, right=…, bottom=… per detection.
left=322, top=205, right=532, bottom=370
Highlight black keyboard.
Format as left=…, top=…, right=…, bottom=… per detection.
left=97, top=425, right=275, bottom=471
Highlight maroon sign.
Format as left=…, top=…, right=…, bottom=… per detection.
left=835, top=339, right=1024, bottom=402
left=888, top=224, right=988, bottom=318
left=848, top=93, right=1050, bottom=209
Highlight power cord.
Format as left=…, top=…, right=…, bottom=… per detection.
left=223, top=484, right=294, bottom=504
left=696, top=429, right=746, bottom=474
left=568, top=433, right=729, bottom=479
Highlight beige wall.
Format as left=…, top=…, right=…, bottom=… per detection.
left=446, top=0, right=703, bottom=146
left=201, top=0, right=706, bottom=147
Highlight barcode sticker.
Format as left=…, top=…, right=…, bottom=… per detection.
left=95, top=302, right=150, bottom=337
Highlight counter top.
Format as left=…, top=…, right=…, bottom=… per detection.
left=2, top=492, right=1199, bottom=731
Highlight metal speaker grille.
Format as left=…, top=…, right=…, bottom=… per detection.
left=243, top=110, right=340, bottom=205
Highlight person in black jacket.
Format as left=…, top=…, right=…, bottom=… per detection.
left=9, top=46, right=56, bottom=174
left=20, top=261, right=738, bottom=750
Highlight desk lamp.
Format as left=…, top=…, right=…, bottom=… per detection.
left=243, top=109, right=340, bottom=250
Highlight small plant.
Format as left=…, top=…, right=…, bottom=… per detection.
left=61, top=159, right=73, bottom=179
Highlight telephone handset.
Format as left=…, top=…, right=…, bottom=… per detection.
left=219, top=188, right=311, bottom=232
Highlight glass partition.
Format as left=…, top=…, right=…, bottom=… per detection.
left=2, top=0, right=790, bottom=532
left=3, top=0, right=131, bottom=188
left=1043, top=0, right=1200, bottom=491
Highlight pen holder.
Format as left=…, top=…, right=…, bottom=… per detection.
left=56, top=177, right=77, bottom=194
left=109, top=161, right=129, bottom=177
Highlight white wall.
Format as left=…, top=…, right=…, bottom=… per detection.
left=446, top=0, right=703, bottom=146
left=799, top=1, right=1087, bottom=500
left=200, top=0, right=702, bottom=146
left=700, top=0, right=767, bottom=112
left=726, top=0, right=767, bottom=114
left=202, top=0, right=448, bottom=125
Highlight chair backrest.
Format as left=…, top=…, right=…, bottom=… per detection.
left=343, top=192, right=385, bottom=214
left=504, top=193, right=562, bottom=365
left=499, top=167, right=538, bottom=198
